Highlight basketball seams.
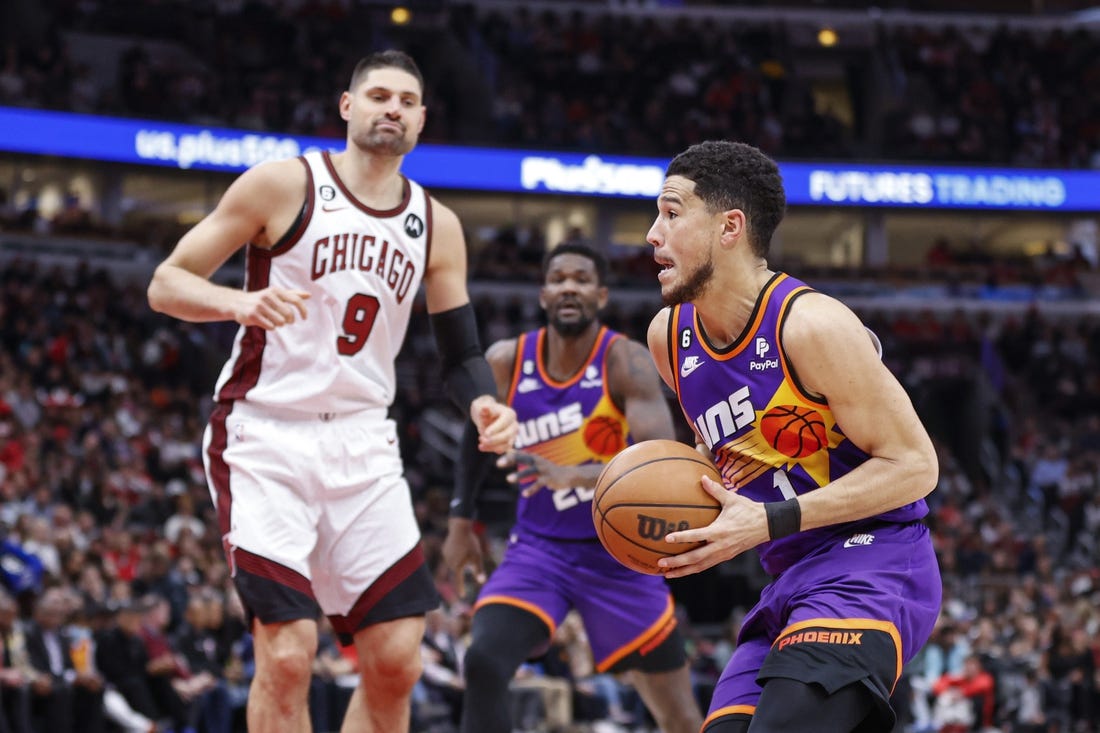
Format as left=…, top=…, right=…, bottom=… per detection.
left=593, top=455, right=718, bottom=517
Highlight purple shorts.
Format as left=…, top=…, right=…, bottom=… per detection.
left=706, top=521, right=941, bottom=727
left=476, top=531, right=678, bottom=672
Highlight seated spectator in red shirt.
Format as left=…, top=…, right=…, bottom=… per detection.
left=931, top=654, right=995, bottom=732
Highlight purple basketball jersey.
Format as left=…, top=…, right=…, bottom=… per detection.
left=508, top=326, right=629, bottom=540
left=667, top=273, right=928, bottom=575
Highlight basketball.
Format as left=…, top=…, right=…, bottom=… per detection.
left=759, top=404, right=828, bottom=459
left=592, top=439, right=722, bottom=575
left=583, top=415, right=625, bottom=457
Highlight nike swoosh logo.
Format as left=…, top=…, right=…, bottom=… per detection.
left=321, top=204, right=348, bottom=212
left=680, top=361, right=703, bottom=378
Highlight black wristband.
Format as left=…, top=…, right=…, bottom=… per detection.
left=764, top=498, right=801, bottom=540
left=450, top=419, right=495, bottom=519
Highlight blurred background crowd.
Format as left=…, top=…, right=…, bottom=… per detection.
left=1, top=1, right=1100, bottom=732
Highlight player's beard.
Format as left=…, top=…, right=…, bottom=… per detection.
left=354, top=122, right=414, bottom=156
left=662, top=253, right=715, bottom=305
left=550, top=307, right=595, bottom=338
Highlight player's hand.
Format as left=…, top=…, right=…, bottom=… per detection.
left=498, top=451, right=576, bottom=497
left=470, top=395, right=518, bottom=454
left=442, top=517, right=486, bottom=586
left=233, top=287, right=310, bottom=330
left=657, top=474, right=770, bottom=578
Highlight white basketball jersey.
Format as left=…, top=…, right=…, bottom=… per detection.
left=212, top=150, right=432, bottom=413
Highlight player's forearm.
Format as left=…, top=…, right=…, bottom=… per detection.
left=148, top=263, right=244, bottom=323
left=794, top=450, right=937, bottom=532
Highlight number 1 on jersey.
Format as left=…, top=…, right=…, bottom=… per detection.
left=337, top=293, right=380, bottom=356
left=773, top=469, right=797, bottom=500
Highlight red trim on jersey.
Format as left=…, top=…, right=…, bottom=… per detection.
left=233, top=547, right=314, bottom=597
left=248, top=156, right=315, bottom=259
left=423, top=193, right=434, bottom=269
left=216, top=254, right=271, bottom=402
left=322, top=150, right=412, bottom=217
left=206, top=403, right=233, bottom=542
left=331, top=544, right=426, bottom=637
left=534, top=325, right=609, bottom=388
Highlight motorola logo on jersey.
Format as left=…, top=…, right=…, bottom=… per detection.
left=635, top=514, right=691, bottom=541
left=403, top=213, right=424, bottom=238
left=319, top=185, right=336, bottom=201
left=514, top=402, right=583, bottom=449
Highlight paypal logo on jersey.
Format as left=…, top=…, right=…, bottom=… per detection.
left=751, top=337, right=778, bottom=371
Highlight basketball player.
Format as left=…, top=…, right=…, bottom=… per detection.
left=442, top=242, right=703, bottom=733
left=146, top=50, right=517, bottom=733
left=644, top=141, right=942, bottom=733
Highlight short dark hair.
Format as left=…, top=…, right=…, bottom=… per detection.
left=665, top=141, right=786, bottom=257
left=542, top=241, right=609, bottom=285
left=349, top=50, right=424, bottom=96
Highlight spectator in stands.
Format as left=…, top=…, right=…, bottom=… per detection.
left=95, top=597, right=190, bottom=732
left=931, top=654, right=995, bottom=733
left=0, top=588, right=33, bottom=733
left=22, top=588, right=105, bottom=733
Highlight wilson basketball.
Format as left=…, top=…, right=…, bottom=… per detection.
left=592, top=439, right=722, bottom=575
left=759, top=404, right=828, bottom=459
left=583, top=415, right=625, bottom=457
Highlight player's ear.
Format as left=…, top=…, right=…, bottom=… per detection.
left=416, top=106, right=426, bottom=134
left=596, top=285, right=609, bottom=311
left=720, top=208, right=746, bottom=248
left=338, top=91, right=352, bottom=122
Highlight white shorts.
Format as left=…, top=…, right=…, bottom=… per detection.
left=203, top=401, right=429, bottom=622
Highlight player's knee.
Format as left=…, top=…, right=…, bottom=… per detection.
left=258, top=644, right=314, bottom=691
left=463, top=637, right=513, bottom=686
left=363, top=645, right=423, bottom=696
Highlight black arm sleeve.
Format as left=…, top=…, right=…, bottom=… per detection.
left=450, top=418, right=498, bottom=519
left=429, top=303, right=499, bottom=411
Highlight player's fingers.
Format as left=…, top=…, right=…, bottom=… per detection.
left=700, top=474, right=730, bottom=501
left=285, top=294, right=308, bottom=320
left=521, top=480, right=545, bottom=498
left=496, top=451, right=517, bottom=469
left=664, top=527, right=707, bottom=545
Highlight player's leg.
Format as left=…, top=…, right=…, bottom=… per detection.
left=339, top=614, right=426, bottom=733
left=749, top=678, right=876, bottom=732
left=314, top=414, right=441, bottom=732
left=205, top=407, right=327, bottom=733
left=618, top=622, right=702, bottom=733
left=461, top=603, right=552, bottom=733
left=571, top=545, right=702, bottom=733
left=249, top=618, right=319, bottom=733
left=702, top=678, right=875, bottom=733
left=629, top=657, right=703, bottom=733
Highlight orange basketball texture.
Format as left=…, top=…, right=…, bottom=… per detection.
left=583, top=415, right=625, bottom=457
left=592, top=440, right=722, bottom=575
left=759, top=405, right=828, bottom=459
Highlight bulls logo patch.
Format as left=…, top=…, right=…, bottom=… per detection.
left=404, top=213, right=424, bottom=238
